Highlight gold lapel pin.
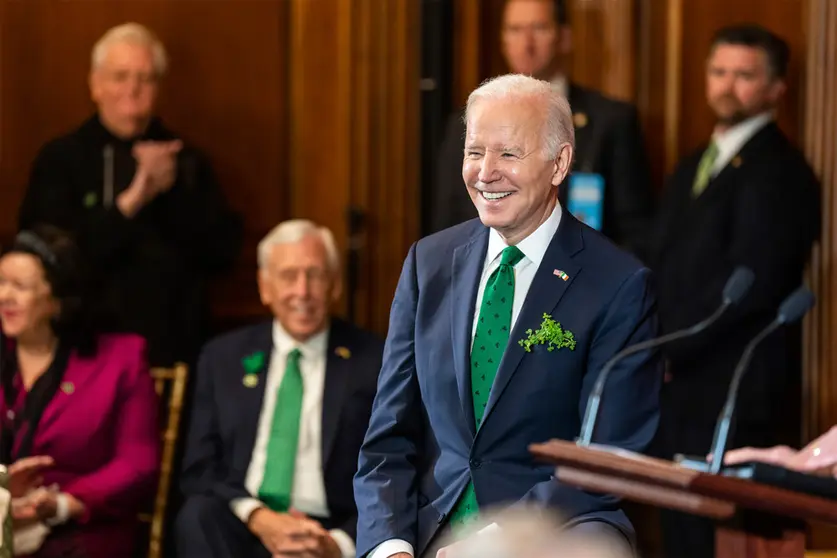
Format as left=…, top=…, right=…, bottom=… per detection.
left=573, top=112, right=588, bottom=129
left=60, top=382, right=75, bottom=395
left=731, top=156, right=743, bottom=168
left=335, top=346, right=351, bottom=359
left=242, top=375, right=259, bottom=388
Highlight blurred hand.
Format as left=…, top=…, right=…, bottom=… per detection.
left=724, top=426, right=837, bottom=478
left=133, top=140, right=182, bottom=193
left=272, top=508, right=341, bottom=558
left=724, top=445, right=798, bottom=468
left=117, top=140, right=182, bottom=217
left=7, top=456, right=53, bottom=498
left=248, top=507, right=332, bottom=557
left=791, top=426, right=837, bottom=477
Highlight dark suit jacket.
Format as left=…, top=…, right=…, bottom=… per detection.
left=430, top=84, right=654, bottom=258
left=651, top=122, right=820, bottom=455
left=179, top=319, right=383, bottom=537
left=354, top=212, right=662, bottom=557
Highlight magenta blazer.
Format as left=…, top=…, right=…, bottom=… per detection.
left=1, top=333, right=160, bottom=558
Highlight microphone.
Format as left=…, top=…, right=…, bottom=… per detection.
left=577, top=266, right=755, bottom=446
left=705, top=286, right=816, bottom=474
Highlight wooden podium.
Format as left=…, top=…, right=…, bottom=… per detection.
left=530, top=439, right=837, bottom=558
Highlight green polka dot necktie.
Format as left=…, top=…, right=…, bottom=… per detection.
left=448, top=245, right=525, bottom=528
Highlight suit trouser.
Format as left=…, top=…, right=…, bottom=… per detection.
left=174, top=494, right=272, bottom=558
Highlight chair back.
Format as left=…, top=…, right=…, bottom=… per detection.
left=140, top=363, right=188, bottom=558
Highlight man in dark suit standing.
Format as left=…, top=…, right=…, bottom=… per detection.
left=355, top=74, right=661, bottom=558
left=175, top=220, right=384, bottom=558
left=431, top=0, right=653, bottom=259
left=652, top=25, right=820, bottom=558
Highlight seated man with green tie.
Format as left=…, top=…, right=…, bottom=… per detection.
left=175, top=219, right=384, bottom=558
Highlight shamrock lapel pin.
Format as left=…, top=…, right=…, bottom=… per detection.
left=335, top=346, right=351, bottom=359
left=519, top=313, right=576, bottom=353
left=241, top=351, right=266, bottom=388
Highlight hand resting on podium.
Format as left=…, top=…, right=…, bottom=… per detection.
left=725, top=426, right=837, bottom=478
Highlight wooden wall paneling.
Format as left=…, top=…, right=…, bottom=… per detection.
left=288, top=0, right=421, bottom=334
left=634, top=0, right=676, bottom=187
left=288, top=0, right=353, bottom=319
left=0, top=0, right=290, bottom=329
left=803, top=2, right=837, bottom=549
left=452, top=0, right=482, bottom=109
left=599, top=0, right=636, bottom=102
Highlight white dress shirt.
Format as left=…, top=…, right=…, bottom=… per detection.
left=230, top=321, right=355, bottom=558
left=369, top=204, right=563, bottom=558
left=710, top=111, right=773, bottom=177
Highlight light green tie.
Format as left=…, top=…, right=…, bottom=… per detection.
left=448, top=245, right=525, bottom=529
left=692, top=141, right=719, bottom=197
left=258, top=348, right=303, bottom=512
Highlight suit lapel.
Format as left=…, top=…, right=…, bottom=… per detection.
left=451, top=227, right=490, bottom=436
left=481, top=213, right=585, bottom=426
left=321, top=321, right=352, bottom=468
left=234, top=322, right=273, bottom=471
left=696, top=122, right=778, bottom=200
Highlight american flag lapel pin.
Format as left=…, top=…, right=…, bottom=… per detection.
left=553, top=269, right=569, bottom=281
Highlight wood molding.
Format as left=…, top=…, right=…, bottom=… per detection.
left=802, top=0, right=837, bottom=546
left=600, top=0, right=636, bottom=101
left=663, top=0, right=683, bottom=176
left=453, top=0, right=482, bottom=108
left=288, top=0, right=420, bottom=333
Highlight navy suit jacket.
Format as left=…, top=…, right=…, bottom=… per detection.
left=180, top=318, right=383, bottom=537
left=354, top=212, right=662, bottom=557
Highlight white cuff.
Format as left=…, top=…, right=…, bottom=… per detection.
left=368, top=538, right=414, bottom=558
left=44, top=493, right=70, bottom=526
left=329, top=529, right=356, bottom=558
left=230, top=497, right=265, bottom=524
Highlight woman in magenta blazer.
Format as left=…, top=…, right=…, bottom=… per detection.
left=0, top=225, right=160, bottom=558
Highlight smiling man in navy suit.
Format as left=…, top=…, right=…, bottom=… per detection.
left=354, top=74, right=662, bottom=558
left=175, top=220, right=383, bottom=558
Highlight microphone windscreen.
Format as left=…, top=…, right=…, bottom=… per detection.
left=777, top=287, right=816, bottom=324
left=722, top=266, right=755, bottom=305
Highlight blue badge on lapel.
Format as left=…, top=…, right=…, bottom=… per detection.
left=567, top=172, right=605, bottom=231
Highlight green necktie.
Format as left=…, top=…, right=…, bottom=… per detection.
left=258, top=348, right=304, bottom=512
left=448, top=245, right=525, bottom=529
left=692, top=141, right=719, bottom=197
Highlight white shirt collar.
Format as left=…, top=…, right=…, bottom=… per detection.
left=272, top=320, right=328, bottom=361
left=550, top=74, right=569, bottom=99
left=486, top=202, right=563, bottom=269
left=711, top=111, right=773, bottom=172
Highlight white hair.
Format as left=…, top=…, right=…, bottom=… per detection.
left=91, top=23, right=168, bottom=77
left=257, top=220, right=340, bottom=273
left=464, top=73, right=575, bottom=160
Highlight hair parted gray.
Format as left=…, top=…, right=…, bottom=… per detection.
left=91, top=23, right=168, bottom=77
left=464, top=73, right=575, bottom=160
left=257, top=219, right=340, bottom=273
